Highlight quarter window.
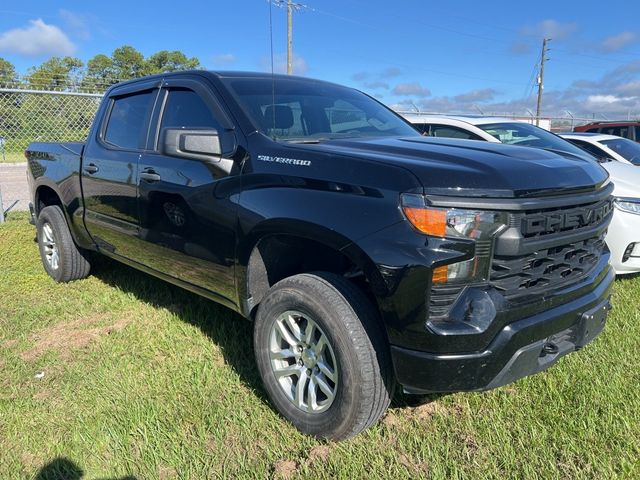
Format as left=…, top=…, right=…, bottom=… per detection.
left=104, top=90, right=156, bottom=149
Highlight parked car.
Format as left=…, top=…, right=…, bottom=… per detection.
left=402, top=114, right=638, bottom=274
left=574, top=121, right=640, bottom=142
left=560, top=132, right=640, bottom=166
left=26, top=72, right=614, bottom=440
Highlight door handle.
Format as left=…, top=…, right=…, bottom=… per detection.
left=83, top=163, right=99, bottom=174
left=140, top=168, right=161, bottom=182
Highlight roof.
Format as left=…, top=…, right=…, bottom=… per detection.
left=105, top=70, right=347, bottom=92
left=401, top=114, right=524, bottom=126
left=559, top=132, right=625, bottom=142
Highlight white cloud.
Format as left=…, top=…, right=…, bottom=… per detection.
left=213, top=53, right=236, bottom=65
left=59, top=9, right=90, bottom=40
left=454, top=88, right=497, bottom=103
left=392, top=82, right=431, bottom=97
left=600, top=32, right=636, bottom=52
left=521, top=19, right=577, bottom=40
left=0, top=19, right=75, bottom=57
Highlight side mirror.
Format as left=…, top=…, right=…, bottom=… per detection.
left=162, top=128, right=233, bottom=174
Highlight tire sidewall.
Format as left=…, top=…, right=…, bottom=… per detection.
left=254, top=280, right=369, bottom=438
left=36, top=207, right=65, bottom=282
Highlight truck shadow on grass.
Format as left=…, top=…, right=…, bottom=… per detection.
left=89, top=254, right=442, bottom=411
left=34, top=457, right=136, bottom=480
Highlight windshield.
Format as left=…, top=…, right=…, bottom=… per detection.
left=601, top=138, right=640, bottom=165
left=478, top=122, right=594, bottom=159
left=223, top=77, right=419, bottom=141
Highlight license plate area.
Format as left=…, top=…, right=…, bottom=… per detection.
left=575, top=299, right=610, bottom=348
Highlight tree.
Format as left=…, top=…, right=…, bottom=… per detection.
left=82, top=54, right=116, bottom=91
left=144, top=50, right=200, bottom=75
left=111, top=45, right=145, bottom=81
left=26, top=57, right=84, bottom=91
left=0, top=57, right=17, bottom=86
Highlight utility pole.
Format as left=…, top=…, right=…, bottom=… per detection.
left=535, top=38, right=550, bottom=127
left=273, top=0, right=307, bottom=75
left=287, top=0, right=293, bottom=74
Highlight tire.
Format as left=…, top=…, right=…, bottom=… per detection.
left=254, top=272, right=394, bottom=440
left=36, top=205, right=91, bottom=282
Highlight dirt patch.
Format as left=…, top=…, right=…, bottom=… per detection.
left=159, top=466, right=178, bottom=479
left=2, top=339, right=18, bottom=349
left=410, top=400, right=465, bottom=421
left=308, top=445, right=331, bottom=464
left=382, top=412, right=401, bottom=428
left=20, top=314, right=131, bottom=362
left=398, top=452, right=429, bottom=476
left=411, top=401, right=449, bottom=420
left=273, top=459, right=298, bottom=479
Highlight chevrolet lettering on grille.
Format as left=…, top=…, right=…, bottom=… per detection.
left=521, top=199, right=613, bottom=236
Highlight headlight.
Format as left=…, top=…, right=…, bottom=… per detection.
left=614, top=198, right=640, bottom=215
left=401, top=194, right=507, bottom=284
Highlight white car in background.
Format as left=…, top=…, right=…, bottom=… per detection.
left=559, top=132, right=640, bottom=166
left=401, top=115, right=640, bottom=275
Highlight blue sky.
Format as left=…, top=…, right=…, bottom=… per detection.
left=1, top=0, right=640, bottom=117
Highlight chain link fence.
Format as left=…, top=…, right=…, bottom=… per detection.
left=0, top=88, right=103, bottom=163
left=1, top=86, right=638, bottom=164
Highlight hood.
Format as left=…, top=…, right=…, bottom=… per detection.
left=298, top=136, right=609, bottom=198
left=601, top=161, right=640, bottom=198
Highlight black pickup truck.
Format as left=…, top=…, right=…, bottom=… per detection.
left=26, top=71, right=614, bottom=440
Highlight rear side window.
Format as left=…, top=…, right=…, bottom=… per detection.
left=569, top=139, right=607, bottom=159
left=411, top=123, right=431, bottom=135
left=585, top=127, right=600, bottom=133
left=430, top=125, right=482, bottom=140
left=635, top=126, right=640, bottom=141
left=600, top=126, right=628, bottom=138
left=104, top=90, right=156, bottom=149
left=160, top=89, right=222, bottom=131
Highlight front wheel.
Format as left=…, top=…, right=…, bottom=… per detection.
left=253, top=272, right=394, bottom=440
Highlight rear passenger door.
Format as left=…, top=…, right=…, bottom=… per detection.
left=82, top=80, right=159, bottom=256
left=136, top=78, right=240, bottom=303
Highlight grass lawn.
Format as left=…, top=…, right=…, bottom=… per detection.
left=0, top=151, right=27, bottom=163
left=1, top=211, right=639, bottom=479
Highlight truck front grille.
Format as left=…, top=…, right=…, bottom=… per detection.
left=490, top=232, right=606, bottom=299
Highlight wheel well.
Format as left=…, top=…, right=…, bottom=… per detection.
left=247, top=235, right=377, bottom=316
left=35, top=186, right=62, bottom=216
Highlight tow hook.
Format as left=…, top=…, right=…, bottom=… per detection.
left=541, top=342, right=559, bottom=356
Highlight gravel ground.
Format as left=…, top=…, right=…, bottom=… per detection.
left=0, top=163, right=29, bottom=213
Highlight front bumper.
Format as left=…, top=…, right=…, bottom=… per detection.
left=392, top=265, right=614, bottom=393
left=607, top=208, right=640, bottom=275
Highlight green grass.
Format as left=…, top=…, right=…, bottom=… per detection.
left=1, top=211, right=639, bottom=479
left=0, top=151, right=27, bottom=163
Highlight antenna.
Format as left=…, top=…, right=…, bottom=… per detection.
left=268, top=0, right=276, bottom=139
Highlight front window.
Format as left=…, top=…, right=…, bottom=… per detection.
left=601, top=138, right=640, bottom=165
left=223, top=77, right=419, bottom=142
left=478, top=122, right=594, bottom=159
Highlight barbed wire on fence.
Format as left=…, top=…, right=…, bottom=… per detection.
left=1, top=86, right=639, bottom=163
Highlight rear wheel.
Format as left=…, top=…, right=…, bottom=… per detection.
left=36, top=205, right=91, bottom=282
left=254, top=272, right=393, bottom=440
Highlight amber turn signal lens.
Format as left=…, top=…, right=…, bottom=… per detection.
left=402, top=206, right=447, bottom=237
left=432, top=265, right=449, bottom=283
